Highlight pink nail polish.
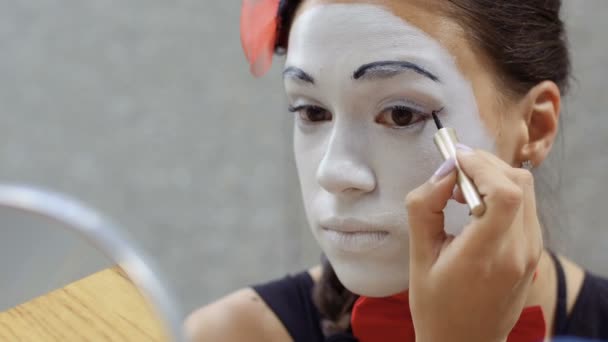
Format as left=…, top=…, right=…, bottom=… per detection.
left=431, top=158, right=456, bottom=182
left=456, top=143, right=474, bottom=153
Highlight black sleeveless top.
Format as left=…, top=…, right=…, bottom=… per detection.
left=252, top=254, right=608, bottom=341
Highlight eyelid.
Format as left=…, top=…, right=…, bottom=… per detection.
left=288, top=95, right=328, bottom=110
left=381, top=99, right=431, bottom=115
left=376, top=101, right=442, bottom=130
left=288, top=104, right=321, bottom=113
left=377, top=107, right=427, bottom=129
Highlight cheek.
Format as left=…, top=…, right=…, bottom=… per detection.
left=473, top=81, right=503, bottom=136
left=492, top=108, right=527, bottom=164
left=463, top=66, right=517, bottom=153
left=293, top=129, right=323, bottom=198
left=472, top=81, right=522, bottom=162
left=371, top=130, right=439, bottom=195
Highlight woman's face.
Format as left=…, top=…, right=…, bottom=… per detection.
left=284, top=0, right=523, bottom=296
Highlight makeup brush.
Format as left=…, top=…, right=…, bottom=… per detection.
left=431, top=110, right=486, bottom=216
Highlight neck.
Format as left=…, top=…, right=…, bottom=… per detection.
left=525, top=250, right=558, bottom=337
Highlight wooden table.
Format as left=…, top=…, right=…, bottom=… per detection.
left=0, top=266, right=169, bottom=341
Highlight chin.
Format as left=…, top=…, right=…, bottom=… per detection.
left=328, top=254, right=410, bottom=297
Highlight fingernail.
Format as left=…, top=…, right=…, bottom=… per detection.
left=456, top=143, right=474, bottom=154
left=431, top=158, right=456, bottom=183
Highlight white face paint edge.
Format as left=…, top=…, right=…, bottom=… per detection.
left=285, top=3, right=495, bottom=297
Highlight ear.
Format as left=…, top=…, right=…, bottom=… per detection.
left=517, top=81, right=561, bottom=167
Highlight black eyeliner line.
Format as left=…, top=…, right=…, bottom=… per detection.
left=431, top=108, right=445, bottom=129
left=288, top=105, right=303, bottom=113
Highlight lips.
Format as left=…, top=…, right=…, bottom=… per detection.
left=319, top=216, right=390, bottom=234
left=318, top=216, right=391, bottom=253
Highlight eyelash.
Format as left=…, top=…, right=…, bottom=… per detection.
left=376, top=105, right=431, bottom=130
left=288, top=105, right=332, bottom=123
left=288, top=103, right=439, bottom=130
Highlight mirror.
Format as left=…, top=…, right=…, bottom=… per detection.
left=1, top=1, right=608, bottom=341
left=0, top=185, right=186, bottom=341
left=0, top=204, right=110, bottom=311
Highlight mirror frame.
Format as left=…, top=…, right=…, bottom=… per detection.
left=0, top=184, right=187, bottom=342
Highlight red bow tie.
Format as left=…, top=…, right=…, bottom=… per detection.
left=351, top=292, right=546, bottom=342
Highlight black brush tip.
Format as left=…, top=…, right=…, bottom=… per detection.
left=432, top=110, right=443, bottom=130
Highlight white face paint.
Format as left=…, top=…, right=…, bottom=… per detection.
left=285, top=4, right=494, bottom=297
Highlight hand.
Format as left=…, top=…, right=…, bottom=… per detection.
left=405, top=146, right=543, bottom=342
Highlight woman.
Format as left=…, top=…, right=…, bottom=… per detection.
left=187, top=0, right=608, bottom=341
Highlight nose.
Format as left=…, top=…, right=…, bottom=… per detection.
left=316, top=131, right=376, bottom=195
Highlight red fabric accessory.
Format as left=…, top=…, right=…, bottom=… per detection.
left=351, top=291, right=546, bottom=342
left=240, top=0, right=280, bottom=77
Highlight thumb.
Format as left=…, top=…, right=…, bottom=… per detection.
left=406, top=158, right=458, bottom=269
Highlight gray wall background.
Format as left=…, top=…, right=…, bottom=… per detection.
left=0, top=0, right=606, bottom=316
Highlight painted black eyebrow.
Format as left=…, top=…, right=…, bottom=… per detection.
left=353, top=61, right=440, bottom=82
left=283, top=66, right=315, bottom=85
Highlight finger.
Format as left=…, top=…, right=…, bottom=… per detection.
left=474, top=150, right=542, bottom=257
left=455, top=146, right=523, bottom=216
left=468, top=150, right=535, bottom=242
left=456, top=150, right=524, bottom=249
left=406, top=158, right=458, bottom=269
left=451, top=185, right=466, bottom=204
left=456, top=147, right=539, bottom=284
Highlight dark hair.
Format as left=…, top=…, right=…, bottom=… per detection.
left=276, top=0, right=570, bottom=95
left=274, top=0, right=571, bottom=336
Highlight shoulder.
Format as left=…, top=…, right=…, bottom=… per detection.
left=250, top=266, right=325, bottom=341
left=185, top=287, right=291, bottom=342
left=185, top=266, right=323, bottom=342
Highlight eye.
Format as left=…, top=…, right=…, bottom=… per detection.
left=288, top=105, right=332, bottom=123
left=376, top=105, right=429, bottom=129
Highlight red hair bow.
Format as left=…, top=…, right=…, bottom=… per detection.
left=240, top=0, right=280, bottom=77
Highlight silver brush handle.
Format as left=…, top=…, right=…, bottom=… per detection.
left=433, top=128, right=486, bottom=216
